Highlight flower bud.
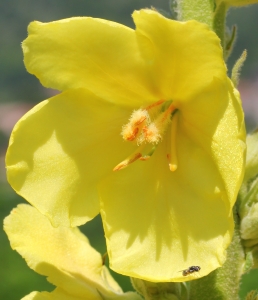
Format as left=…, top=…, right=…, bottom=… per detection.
left=244, top=130, right=258, bottom=183
left=238, top=131, right=258, bottom=270
left=241, top=202, right=258, bottom=240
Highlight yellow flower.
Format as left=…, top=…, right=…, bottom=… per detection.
left=6, top=10, right=246, bottom=281
left=4, top=204, right=141, bottom=300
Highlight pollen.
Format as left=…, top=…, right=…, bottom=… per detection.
left=116, top=100, right=178, bottom=171
left=130, top=109, right=150, bottom=125
left=121, top=109, right=150, bottom=142
left=143, top=123, right=162, bottom=144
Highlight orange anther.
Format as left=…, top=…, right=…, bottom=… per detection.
left=126, top=127, right=139, bottom=141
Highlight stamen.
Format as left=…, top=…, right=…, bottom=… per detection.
left=130, top=110, right=148, bottom=125
left=145, top=99, right=165, bottom=111
left=143, top=103, right=176, bottom=144
left=162, top=103, right=176, bottom=122
left=124, top=127, right=139, bottom=141
left=121, top=109, right=150, bottom=142
left=139, top=146, right=157, bottom=161
left=168, top=112, right=178, bottom=172
left=143, top=123, right=162, bottom=144
left=113, top=145, right=145, bottom=171
left=117, top=100, right=179, bottom=171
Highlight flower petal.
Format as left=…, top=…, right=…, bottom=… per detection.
left=4, top=204, right=141, bottom=300
left=22, top=291, right=48, bottom=300
left=100, top=145, right=233, bottom=282
left=179, top=78, right=246, bottom=211
left=22, top=289, right=141, bottom=300
left=23, top=17, right=158, bottom=107
left=99, top=79, right=245, bottom=282
left=6, top=89, right=134, bottom=226
left=133, top=9, right=227, bottom=101
left=21, top=290, right=82, bottom=300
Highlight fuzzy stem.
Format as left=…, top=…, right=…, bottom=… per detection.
left=176, top=0, right=214, bottom=28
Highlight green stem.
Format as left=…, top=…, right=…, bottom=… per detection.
left=189, top=206, right=245, bottom=300
left=176, top=0, right=214, bottom=28
left=176, top=0, right=230, bottom=59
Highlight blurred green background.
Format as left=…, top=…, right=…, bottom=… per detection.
left=1, top=1, right=258, bottom=299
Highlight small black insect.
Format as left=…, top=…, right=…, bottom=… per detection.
left=181, top=266, right=201, bottom=276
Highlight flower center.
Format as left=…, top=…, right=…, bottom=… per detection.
left=113, top=100, right=178, bottom=171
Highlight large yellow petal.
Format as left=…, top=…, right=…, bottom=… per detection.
left=4, top=204, right=141, bottom=300
left=99, top=79, right=245, bottom=282
left=23, top=17, right=158, bottom=107
left=6, top=89, right=134, bottom=227
left=100, top=140, right=233, bottom=282
left=133, top=9, right=227, bottom=102
left=23, top=289, right=141, bottom=300
left=22, top=291, right=47, bottom=300
left=179, top=78, right=246, bottom=211
left=22, top=10, right=227, bottom=107
left=22, top=290, right=83, bottom=300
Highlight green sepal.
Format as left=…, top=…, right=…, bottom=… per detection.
left=252, top=246, right=258, bottom=268
left=213, top=1, right=227, bottom=54
left=216, top=0, right=258, bottom=7
left=131, top=278, right=188, bottom=300
left=243, top=238, right=258, bottom=249
left=243, top=251, right=254, bottom=273
left=245, top=290, right=258, bottom=300
left=240, top=201, right=258, bottom=240
left=225, top=25, right=237, bottom=61
left=231, top=50, right=247, bottom=87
